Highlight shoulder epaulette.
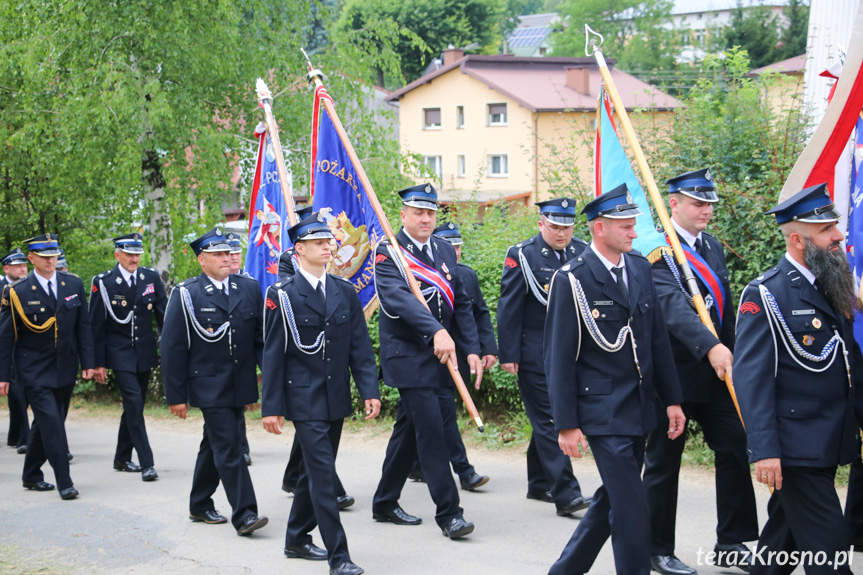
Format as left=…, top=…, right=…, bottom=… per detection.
left=571, top=237, right=589, bottom=248
left=749, top=266, right=780, bottom=286
left=177, top=276, right=199, bottom=288
left=10, top=277, right=27, bottom=287
left=627, top=250, right=648, bottom=261
left=560, top=256, right=587, bottom=273
left=513, top=236, right=536, bottom=250
left=58, top=270, right=78, bottom=278
left=331, top=274, right=353, bottom=285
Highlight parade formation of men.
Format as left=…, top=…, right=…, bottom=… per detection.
left=3, top=175, right=863, bottom=574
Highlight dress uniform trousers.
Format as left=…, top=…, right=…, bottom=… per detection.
left=844, top=457, right=863, bottom=544
left=409, top=385, right=477, bottom=480
left=7, top=377, right=29, bottom=447
left=549, top=435, right=649, bottom=575
left=23, top=384, right=74, bottom=490
left=287, top=419, right=350, bottom=565
left=373, top=386, right=462, bottom=528
left=519, top=369, right=582, bottom=506
left=190, top=407, right=258, bottom=529
left=644, top=384, right=757, bottom=554
left=754, top=466, right=852, bottom=575
left=114, top=369, right=154, bottom=468
left=283, top=433, right=346, bottom=496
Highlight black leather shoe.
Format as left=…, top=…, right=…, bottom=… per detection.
left=408, top=467, right=425, bottom=482
left=237, top=514, right=268, bottom=536
left=714, top=543, right=752, bottom=573
left=526, top=489, right=554, bottom=503
left=141, top=467, right=158, bottom=482
left=373, top=505, right=422, bottom=525
left=284, top=542, right=327, bottom=561
left=16, top=445, right=26, bottom=454
left=556, top=496, right=591, bottom=516
left=67, top=452, right=73, bottom=461
left=282, top=482, right=295, bottom=494
left=651, top=555, right=696, bottom=575
left=243, top=453, right=252, bottom=466
left=441, top=516, right=474, bottom=539
left=189, top=509, right=228, bottom=524
left=337, top=494, right=355, bottom=510
left=113, top=459, right=141, bottom=472
left=59, top=486, right=79, bottom=500
left=460, top=473, right=490, bottom=491
left=330, top=561, right=364, bottom=575
left=23, top=480, right=55, bottom=491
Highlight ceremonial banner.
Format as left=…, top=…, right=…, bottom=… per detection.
left=848, top=115, right=863, bottom=345
left=309, top=85, right=385, bottom=311
left=244, top=123, right=291, bottom=297
left=595, top=86, right=667, bottom=260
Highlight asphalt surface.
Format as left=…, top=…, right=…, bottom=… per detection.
left=0, top=409, right=859, bottom=575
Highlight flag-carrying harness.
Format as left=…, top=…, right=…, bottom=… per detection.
left=177, top=286, right=233, bottom=355
left=662, top=251, right=718, bottom=315
left=6, top=285, right=57, bottom=346
left=273, top=287, right=325, bottom=356
left=97, top=278, right=135, bottom=345
left=518, top=248, right=549, bottom=306
left=756, top=284, right=851, bottom=386
left=559, top=271, right=642, bottom=383
left=375, top=245, right=446, bottom=320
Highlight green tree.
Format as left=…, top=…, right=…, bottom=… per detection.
left=0, top=0, right=407, bottom=285
left=551, top=0, right=678, bottom=71
left=723, top=3, right=783, bottom=68
left=779, top=0, right=810, bottom=58
left=337, top=0, right=507, bottom=84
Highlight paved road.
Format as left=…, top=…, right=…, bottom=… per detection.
left=0, top=410, right=859, bottom=574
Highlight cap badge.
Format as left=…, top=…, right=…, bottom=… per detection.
left=561, top=199, right=568, bottom=208
left=425, top=185, right=431, bottom=193
left=626, top=191, right=634, bottom=204
left=317, top=214, right=325, bottom=223
left=705, top=169, right=712, bottom=181
left=448, top=222, right=454, bottom=229
left=812, top=318, right=822, bottom=329
left=215, top=228, right=222, bottom=236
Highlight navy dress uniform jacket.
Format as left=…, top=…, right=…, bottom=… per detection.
left=278, top=248, right=297, bottom=277
left=544, top=249, right=683, bottom=435
left=734, top=256, right=863, bottom=467
left=498, top=234, right=587, bottom=373
left=651, top=231, right=736, bottom=402
left=161, top=273, right=263, bottom=408
left=451, top=262, right=497, bottom=378
left=261, top=273, right=380, bottom=421
left=376, top=230, right=480, bottom=388
left=89, top=265, right=167, bottom=372
left=0, top=271, right=96, bottom=386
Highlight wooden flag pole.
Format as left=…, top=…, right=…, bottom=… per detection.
left=300, top=50, right=485, bottom=431
left=585, top=25, right=743, bottom=425
left=256, top=79, right=298, bottom=227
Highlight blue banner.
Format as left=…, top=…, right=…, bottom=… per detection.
left=244, top=126, right=291, bottom=297
left=597, top=87, right=667, bottom=259
left=847, top=115, right=863, bottom=345
left=311, top=95, right=385, bottom=310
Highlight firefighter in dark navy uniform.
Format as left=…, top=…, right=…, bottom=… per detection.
left=90, top=233, right=167, bottom=482
left=371, top=183, right=482, bottom=540
left=161, top=227, right=268, bottom=536
left=277, top=205, right=313, bottom=278
left=262, top=212, right=380, bottom=575
left=643, top=169, right=757, bottom=575
left=0, top=234, right=96, bottom=500
left=498, top=198, right=590, bottom=515
left=1, top=248, right=31, bottom=454
left=735, top=184, right=863, bottom=575
left=544, top=185, right=686, bottom=575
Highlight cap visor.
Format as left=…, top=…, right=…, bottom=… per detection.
left=543, top=215, right=576, bottom=225
left=403, top=200, right=438, bottom=211
left=679, top=190, right=719, bottom=203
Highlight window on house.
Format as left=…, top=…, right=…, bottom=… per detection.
left=457, top=155, right=466, bottom=178
left=539, top=47, right=548, bottom=56
left=488, top=154, right=508, bottom=177
left=422, top=155, right=443, bottom=179
left=424, top=108, right=442, bottom=129
left=488, top=103, right=507, bottom=126
left=456, top=106, right=465, bottom=128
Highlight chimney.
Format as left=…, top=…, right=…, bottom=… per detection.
left=443, top=44, right=464, bottom=67
left=564, top=66, right=591, bottom=94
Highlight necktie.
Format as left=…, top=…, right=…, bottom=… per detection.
left=47, top=280, right=56, bottom=305
left=316, top=282, right=326, bottom=305
left=694, top=237, right=704, bottom=257
left=223, top=284, right=229, bottom=299
left=612, top=266, right=628, bottom=302
left=421, top=244, right=432, bottom=263
left=555, top=249, right=565, bottom=263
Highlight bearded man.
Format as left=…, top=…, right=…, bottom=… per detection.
left=734, top=183, right=863, bottom=574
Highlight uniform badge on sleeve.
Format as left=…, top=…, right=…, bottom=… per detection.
left=375, top=253, right=388, bottom=264
left=266, top=298, right=277, bottom=310
left=739, top=302, right=761, bottom=315
left=504, top=257, right=518, bottom=269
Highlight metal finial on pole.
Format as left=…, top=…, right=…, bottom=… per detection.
left=255, top=77, right=298, bottom=226
left=584, top=24, right=604, bottom=57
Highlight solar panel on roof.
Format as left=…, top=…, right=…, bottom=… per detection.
left=508, top=26, right=550, bottom=48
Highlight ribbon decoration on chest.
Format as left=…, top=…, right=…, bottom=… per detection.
left=664, top=236, right=726, bottom=325
left=398, top=246, right=454, bottom=312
